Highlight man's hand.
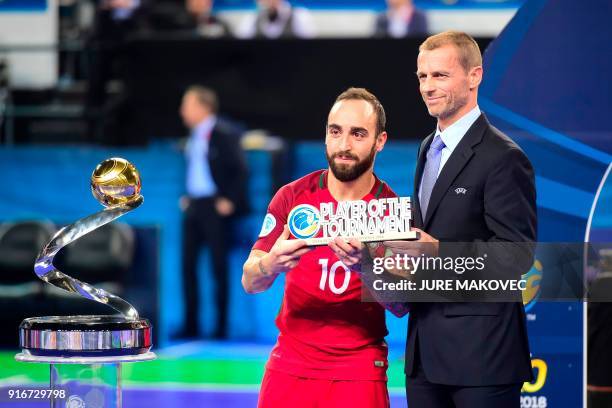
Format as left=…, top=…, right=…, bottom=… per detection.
left=361, top=228, right=439, bottom=278
left=364, top=242, right=412, bottom=278
left=262, top=225, right=312, bottom=275
left=383, top=227, right=439, bottom=258
left=215, top=197, right=235, bottom=216
left=328, top=237, right=364, bottom=270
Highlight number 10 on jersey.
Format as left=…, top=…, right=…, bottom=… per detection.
left=319, top=259, right=351, bottom=294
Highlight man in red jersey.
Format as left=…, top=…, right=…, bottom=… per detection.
left=242, top=87, right=394, bottom=408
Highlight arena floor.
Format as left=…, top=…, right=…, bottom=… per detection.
left=0, top=341, right=408, bottom=407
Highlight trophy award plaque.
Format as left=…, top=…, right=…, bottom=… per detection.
left=287, top=197, right=418, bottom=246
left=15, top=158, right=155, bottom=408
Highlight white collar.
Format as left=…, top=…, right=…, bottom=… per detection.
left=436, top=105, right=481, bottom=152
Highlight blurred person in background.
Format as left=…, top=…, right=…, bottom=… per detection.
left=92, top=0, right=145, bottom=40
left=178, top=0, right=232, bottom=38
left=86, top=0, right=148, bottom=142
left=237, top=0, right=315, bottom=39
left=178, top=86, right=249, bottom=339
left=373, top=0, right=428, bottom=38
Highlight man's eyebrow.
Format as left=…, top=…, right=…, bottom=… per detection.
left=327, top=123, right=341, bottom=129
left=350, top=126, right=368, bottom=134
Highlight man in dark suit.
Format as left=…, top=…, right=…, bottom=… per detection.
left=373, top=0, right=428, bottom=38
left=179, top=86, right=248, bottom=339
left=167, top=0, right=232, bottom=38
left=329, top=31, right=536, bottom=407
left=402, top=30, right=536, bottom=407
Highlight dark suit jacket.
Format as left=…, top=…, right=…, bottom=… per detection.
left=406, top=113, right=536, bottom=386
left=90, top=0, right=150, bottom=45
left=373, top=8, right=428, bottom=38
left=207, top=118, right=249, bottom=216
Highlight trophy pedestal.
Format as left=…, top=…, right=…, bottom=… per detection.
left=15, top=315, right=155, bottom=408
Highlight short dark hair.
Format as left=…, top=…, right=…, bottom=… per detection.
left=186, top=85, right=219, bottom=113
left=334, top=87, right=386, bottom=136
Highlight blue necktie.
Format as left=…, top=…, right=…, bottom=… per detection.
left=420, top=135, right=445, bottom=219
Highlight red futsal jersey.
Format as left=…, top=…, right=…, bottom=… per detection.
left=253, top=170, right=396, bottom=381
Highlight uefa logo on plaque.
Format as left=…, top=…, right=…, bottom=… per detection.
left=288, top=204, right=321, bottom=239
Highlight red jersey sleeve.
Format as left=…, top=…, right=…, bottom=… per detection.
left=252, top=185, right=293, bottom=253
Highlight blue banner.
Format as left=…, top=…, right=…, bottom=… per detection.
left=482, top=0, right=612, bottom=405
left=0, top=0, right=46, bottom=11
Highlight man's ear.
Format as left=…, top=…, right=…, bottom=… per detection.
left=469, top=66, right=483, bottom=89
left=376, top=131, right=388, bottom=152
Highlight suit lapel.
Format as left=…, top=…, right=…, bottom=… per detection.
left=413, top=133, right=434, bottom=228
left=423, top=114, right=488, bottom=228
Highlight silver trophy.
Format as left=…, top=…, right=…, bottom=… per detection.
left=15, top=158, right=155, bottom=407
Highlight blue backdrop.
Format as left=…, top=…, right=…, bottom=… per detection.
left=481, top=0, right=612, bottom=405
left=0, top=141, right=419, bottom=347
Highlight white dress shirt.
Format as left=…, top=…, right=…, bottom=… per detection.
left=186, top=116, right=218, bottom=198
left=387, top=5, right=413, bottom=38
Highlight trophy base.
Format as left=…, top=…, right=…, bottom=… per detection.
left=304, top=230, right=419, bottom=246
left=18, top=315, right=153, bottom=359
left=15, top=351, right=156, bottom=364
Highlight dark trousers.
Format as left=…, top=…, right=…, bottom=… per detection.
left=406, top=337, right=522, bottom=408
left=182, top=197, right=228, bottom=338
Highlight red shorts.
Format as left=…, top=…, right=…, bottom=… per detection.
left=257, top=368, right=390, bottom=408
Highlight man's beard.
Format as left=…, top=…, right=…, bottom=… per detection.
left=326, top=142, right=376, bottom=182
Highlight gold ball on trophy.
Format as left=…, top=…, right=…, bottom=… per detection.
left=91, top=157, right=142, bottom=207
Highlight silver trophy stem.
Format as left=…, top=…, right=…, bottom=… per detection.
left=17, top=160, right=153, bottom=408
left=33, top=196, right=144, bottom=320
